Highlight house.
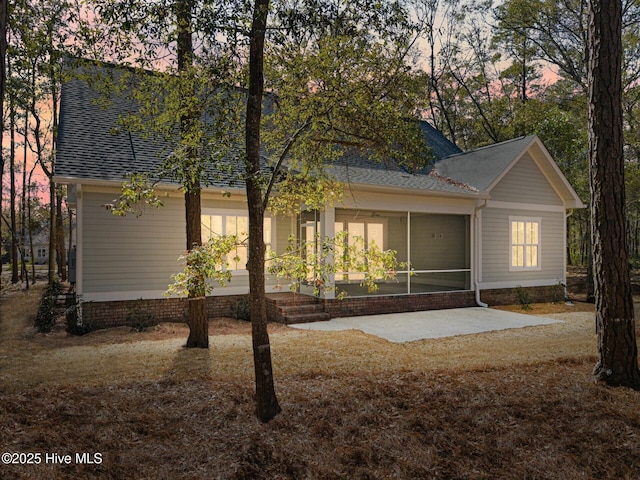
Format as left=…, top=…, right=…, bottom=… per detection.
left=53, top=67, right=585, bottom=328
left=24, top=232, right=50, bottom=265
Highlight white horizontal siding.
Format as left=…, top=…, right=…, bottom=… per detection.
left=82, top=190, right=186, bottom=294
left=481, top=207, right=565, bottom=284
left=490, top=154, right=563, bottom=205
left=82, top=189, right=295, bottom=298
left=201, top=198, right=247, bottom=210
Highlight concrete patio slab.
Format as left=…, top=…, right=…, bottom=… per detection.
left=288, top=307, right=562, bottom=343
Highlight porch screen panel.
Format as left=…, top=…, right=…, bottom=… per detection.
left=409, top=213, right=471, bottom=292
left=299, top=211, right=319, bottom=283
left=335, top=222, right=346, bottom=282
left=226, top=216, right=248, bottom=270
left=333, top=209, right=408, bottom=296
left=347, top=222, right=365, bottom=280
left=367, top=223, right=384, bottom=249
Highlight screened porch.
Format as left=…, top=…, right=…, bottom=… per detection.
left=299, top=209, right=472, bottom=297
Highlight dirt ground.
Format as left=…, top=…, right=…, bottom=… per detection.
left=1, top=271, right=640, bottom=479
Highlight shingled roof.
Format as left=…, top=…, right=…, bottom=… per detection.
left=54, top=64, right=496, bottom=198
left=432, top=136, right=536, bottom=192
left=55, top=71, right=252, bottom=189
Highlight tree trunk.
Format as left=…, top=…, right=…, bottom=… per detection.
left=184, top=189, right=208, bottom=348
left=21, top=111, right=28, bottom=281
left=588, top=0, right=640, bottom=388
left=28, top=181, right=36, bottom=283
left=9, top=66, right=18, bottom=284
left=10, top=162, right=17, bottom=283
left=176, top=0, right=207, bottom=349
left=586, top=241, right=595, bottom=303
left=246, top=0, right=281, bottom=423
left=186, top=296, right=207, bottom=348
left=0, top=0, right=6, bottom=289
left=48, top=179, right=56, bottom=282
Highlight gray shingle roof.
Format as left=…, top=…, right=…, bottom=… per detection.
left=56, top=70, right=162, bottom=178
left=56, top=74, right=248, bottom=188
left=326, top=155, right=475, bottom=194
left=54, top=66, right=481, bottom=197
left=433, top=136, right=536, bottom=192
left=419, top=122, right=463, bottom=159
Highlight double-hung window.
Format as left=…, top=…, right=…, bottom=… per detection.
left=201, top=212, right=272, bottom=272
left=510, top=217, right=541, bottom=270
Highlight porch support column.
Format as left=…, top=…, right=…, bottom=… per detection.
left=320, top=206, right=335, bottom=299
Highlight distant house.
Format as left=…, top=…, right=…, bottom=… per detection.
left=53, top=66, right=585, bottom=328
left=20, top=232, right=49, bottom=265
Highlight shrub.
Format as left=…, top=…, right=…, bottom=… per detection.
left=34, top=278, right=63, bottom=333
left=64, top=303, right=90, bottom=336
left=551, top=282, right=565, bottom=304
left=231, top=295, right=251, bottom=322
left=127, top=299, right=158, bottom=332
left=514, top=286, right=532, bottom=311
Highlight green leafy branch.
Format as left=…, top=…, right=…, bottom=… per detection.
left=166, top=235, right=240, bottom=298
left=268, top=231, right=405, bottom=299
left=104, top=172, right=164, bottom=217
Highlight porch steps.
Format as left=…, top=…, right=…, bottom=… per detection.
left=281, top=304, right=331, bottom=324
left=266, top=293, right=330, bottom=324
left=56, top=285, right=76, bottom=308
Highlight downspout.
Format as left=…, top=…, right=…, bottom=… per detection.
left=474, top=199, right=489, bottom=307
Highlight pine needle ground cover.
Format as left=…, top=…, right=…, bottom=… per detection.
left=1, top=283, right=639, bottom=479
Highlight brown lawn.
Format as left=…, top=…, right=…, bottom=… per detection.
left=1, top=278, right=640, bottom=479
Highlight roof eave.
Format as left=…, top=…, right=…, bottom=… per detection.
left=342, top=181, right=489, bottom=200
left=481, top=136, right=586, bottom=208
left=53, top=176, right=247, bottom=196
left=528, top=138, right=586, bottom=208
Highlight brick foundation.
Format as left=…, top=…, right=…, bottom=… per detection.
left=81, top=294, right=248, bottom=330
left=78, top=284, right=561, bottom=330
left=479, top=285, right=563, bottom=306
left=322, top=291, right=477, bottom=318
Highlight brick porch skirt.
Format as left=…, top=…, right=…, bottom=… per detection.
left=78, top=285, right=560, bottom=330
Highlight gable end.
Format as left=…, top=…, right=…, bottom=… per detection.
left=488, top=153, right=563, bottom=206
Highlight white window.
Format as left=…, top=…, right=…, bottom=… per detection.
left=510, top=217, right=541, bottom=270
left=201, top=212, right=272, bottom=271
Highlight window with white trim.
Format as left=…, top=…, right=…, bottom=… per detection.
left=510, top=217, right=541, bottom=270
left=201, top=213, right=272, bottom=271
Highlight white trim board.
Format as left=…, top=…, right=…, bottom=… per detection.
left=479, top=278, right=565, bottom=290
left=81, top=283, right=291, bottom=303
